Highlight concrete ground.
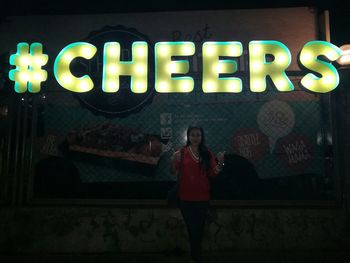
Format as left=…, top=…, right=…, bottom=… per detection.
left=0, top=250, right=350, bottom=263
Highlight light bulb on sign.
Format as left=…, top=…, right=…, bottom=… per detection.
left=337, top=44, right=350, bottom=66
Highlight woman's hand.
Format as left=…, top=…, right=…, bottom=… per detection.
left=217, top=151, right=225, bottom=165
left=214, top=151, right=225, bottom=174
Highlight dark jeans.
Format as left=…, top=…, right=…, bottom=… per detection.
left=180, top=200, right=209, bottom=263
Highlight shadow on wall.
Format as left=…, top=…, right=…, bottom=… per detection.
left=33, top=156, right=174, bottom=199
left=211, top=154, right=259, bottom=200
left=211, top=153, right=333, bottom=200
left=33, top=154, right=332, bottom=200
left=34, top=156, right=81, bottom=198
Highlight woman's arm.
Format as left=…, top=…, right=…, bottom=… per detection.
left=209, top=150, right=225, bottom=176
left=216, top=151, right=225, bottom=173
left=171, top=150, right=181, bottom=176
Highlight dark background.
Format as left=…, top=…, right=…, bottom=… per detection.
left=0, top=0, right=344, bottom=15
left=1, top=0, right=349, bottom=45
left=1, top=0, right=349, bottom=201
left=1, top=1, right=350, bottom=262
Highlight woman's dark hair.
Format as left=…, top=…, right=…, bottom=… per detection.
left=186, top=126, right=211, bottom=171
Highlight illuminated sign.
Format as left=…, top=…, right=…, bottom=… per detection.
left=8, top=40, right=342, bottom=94
left=9, top=43, right=48, bottom=93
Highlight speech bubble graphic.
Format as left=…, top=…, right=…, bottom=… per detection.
left=230, top=128, right=269, bottom=162
left=275, top=133, right=313, bottom=172
left=257, top=100, right=295, bottom=153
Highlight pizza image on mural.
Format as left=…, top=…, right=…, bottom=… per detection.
left=66, top=123, right=164, bottom=165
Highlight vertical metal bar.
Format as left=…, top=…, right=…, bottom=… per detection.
left=0, top=119, right=3, bottom=203
left=16, top=93, right=29, bottom=206
left=26, top=94, right=38, bottom=203
left=11, top=94, right=23, bottom=206
left=340, top=70, right=350, bottom=209
left=2, top=93, right=15, bottom=204
left=319, top=10, right=343, bottom=206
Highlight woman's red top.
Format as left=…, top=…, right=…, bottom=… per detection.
left=173, top=146, right=218, bottom=201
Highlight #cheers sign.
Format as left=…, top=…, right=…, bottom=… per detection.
left=9, top=40, right=342, bottom=94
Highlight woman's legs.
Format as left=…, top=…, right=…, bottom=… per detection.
left=180, top=201, right=209, bottom=263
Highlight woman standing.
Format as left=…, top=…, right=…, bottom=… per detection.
left=171, top=126, right=225, bottom=263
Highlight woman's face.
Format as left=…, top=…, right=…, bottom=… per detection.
left=189, top=128, right=202, bottom=146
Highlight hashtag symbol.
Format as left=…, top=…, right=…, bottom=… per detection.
left=9, top=42, right=48, bottom=93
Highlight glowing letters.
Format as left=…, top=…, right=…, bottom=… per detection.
left=249, top=41, right=294, bottom=92
left=155, top=42, right=195, bottom=93
left=11, top=40, right=342, bottom=94
left=202, top=41, right=243, bottom=93
left=299, top=41, right=341, bottom=93
left=103, top=42, right=148, bottom=93
left=9, top=43, right=48, bottom=93
left=54, top=42, right=97, bottom=93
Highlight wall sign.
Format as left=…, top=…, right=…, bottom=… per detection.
left=71, top=26, right=155, bottom=117
left=8, top=40, right=341, bottom=94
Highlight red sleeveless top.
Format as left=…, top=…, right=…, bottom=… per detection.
left=173, top=147, right=217, bottom=201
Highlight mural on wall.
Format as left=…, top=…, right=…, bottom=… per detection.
left=66, top=123, right=167, bottom=166
left=230, top=128, right=269, bottom=163
left=257, top=100, right=295, bottom=153
left=275, top=133, right=314, bottom=172
left=74, top=25, right=156, bottom=118
left=0, top=8, right=336, bottom=200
